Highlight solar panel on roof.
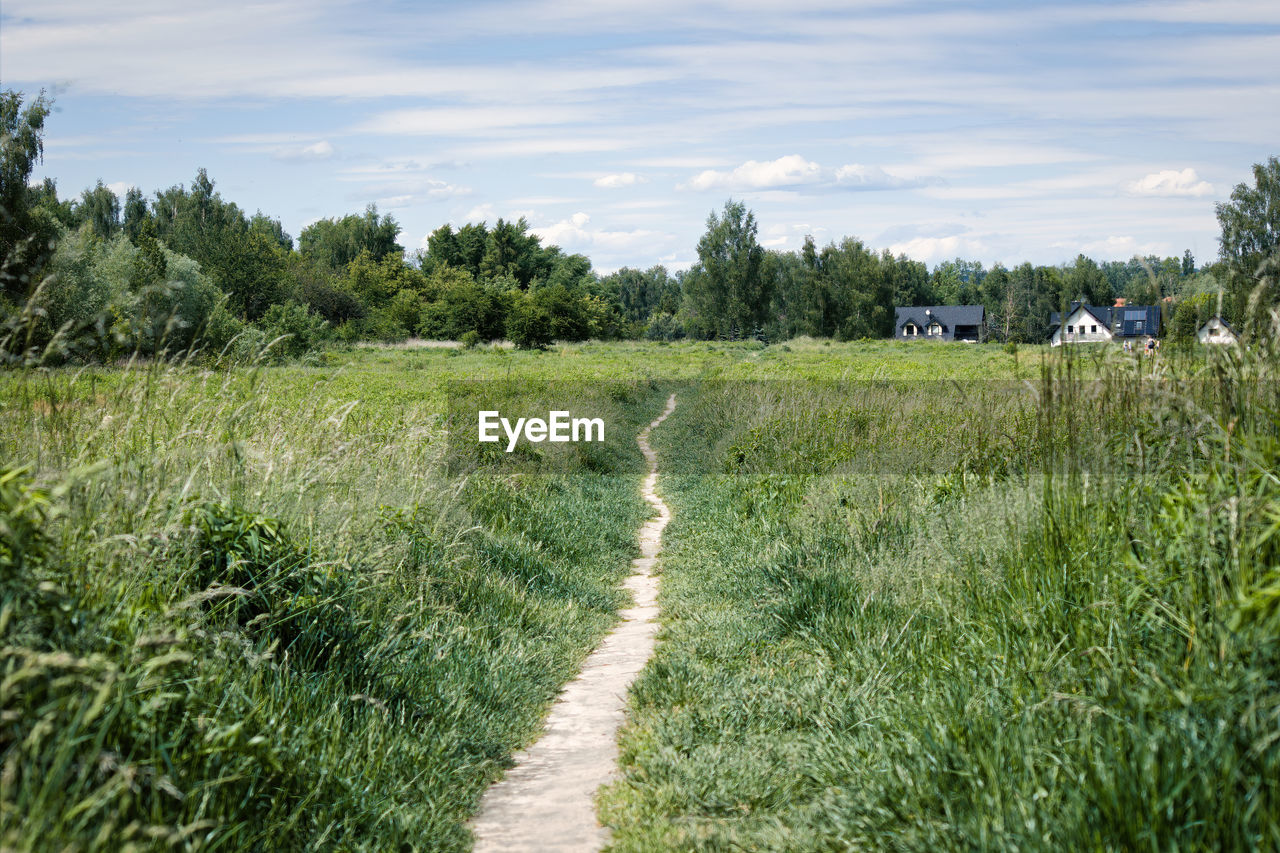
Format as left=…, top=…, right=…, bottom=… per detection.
left=1125, top=309, right=1146, bottom=320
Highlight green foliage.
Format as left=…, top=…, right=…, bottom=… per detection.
left=606, top=265, right=678, bottom=325
left=197, top=297, right=250, bottom=358
left=147, top=170, right=291, bottom=320
left=419, top=269, right=503, bottom=340
left=344, top=249, right=427, bottom=307
left=299, top=204, right=403, bottom=270
left=0, top=353, right=662, bottom=849
left=121, top=186, right=149, bottom=243
left=1216, top=156, right=1280, bottom=334
left=1064, top=252, right=1111, bottom=305
left=600, top=340, right=1280, bottom=851
left=258, top=299, right=329, bottom=360
left=1, top=90, right=56, bottom=299
left=1169, top=290, right=1218, bottom=341
left=73, top=180, right=121, bottom=241
left=387, top=288, right=425, bottom=336
left=685, top=200, right=767, bottom=339
left=507, top=291, right=555, bottom=349
left=645, top=311, right=684, bottom=341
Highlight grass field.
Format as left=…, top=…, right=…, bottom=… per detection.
left=600, top=343, right=1280, bottom=850
left=4, top=339, right=1278, bottom=850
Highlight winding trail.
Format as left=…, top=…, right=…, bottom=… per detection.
left=469, top=393, right=678, bottom=853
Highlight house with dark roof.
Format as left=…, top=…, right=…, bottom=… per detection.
left=1197, top=316, right=1238, bottom=345
left=1048, top=301, right=1161, bottom=346
left=894, top=305, right=985, bottom=342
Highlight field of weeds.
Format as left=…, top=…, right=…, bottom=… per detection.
left=600, top=341, right=1280, bottom=850
left=11, top=337, right=1272, bottom=850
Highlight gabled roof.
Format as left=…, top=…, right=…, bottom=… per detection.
left=894, top=305, right=984, bottom=329
left=1049, top=301, right=1159, bottom=337
left=1198, top=316, right=1236, bottom=334
left=1117, top=305, right=1160, bottom=337
left=1049, top=302, right=1111, bottom=330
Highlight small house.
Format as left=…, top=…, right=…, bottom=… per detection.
left=894, top=305, right=984, bottom=342
left=1049, top=302, right=1161, bottom=346
left=1197, top=316, right=1238, bottom=345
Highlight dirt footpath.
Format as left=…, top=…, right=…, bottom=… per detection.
left=469, top=393, right=677, bottom=853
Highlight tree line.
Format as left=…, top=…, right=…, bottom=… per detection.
left=3, top=89, right=1277, bottom=360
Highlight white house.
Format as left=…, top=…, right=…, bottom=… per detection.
left=1048, top=302, right=1162, bottom=347
left=1049, top=304, right=1113, bottom=346
left=1197, top=316, right=1238, bottom=345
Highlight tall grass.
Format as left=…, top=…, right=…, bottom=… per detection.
left=601, top=336, right=1280, bottom=850
left=0, top=356, right=662, bottom=850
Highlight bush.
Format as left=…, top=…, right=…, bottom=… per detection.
left=460, top=329, right=481, bottom=349
left=645, top=312, right=684, bottom=341
left=258, top=299, right=330, bottom=359
left=197, top=297, right=248, bottom=358
left=388, top=288, right=425, bottom=336
left=507, top=294, right=554, bottom=349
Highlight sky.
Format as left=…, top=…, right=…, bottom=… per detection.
left=2, top=0, right=1278, bottom=273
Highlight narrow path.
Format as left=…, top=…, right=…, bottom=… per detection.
left=469, top=393, right=678, bottom=853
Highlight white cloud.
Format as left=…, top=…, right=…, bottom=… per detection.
left=463, top=203, right=497, bottom=222
left=1077, top=235, right=1173, bottom=259
left=835, top=164, right=916, bottom=188
left=760, top=221, right=825, bottom=249
left=272, top=140, right=336, bottom=162
left=681, top=155, right=924, bottom=192
left=348, top=178, right=470, bottom=208
left=594, top=172, right=646, bottom=189
left=887, top=235, right=991, bottom=265
left=683, top=155, right=823, bottom=191
left=105, top=181, right=130, bottom=198
left=532, top=212, right=666, bottom=253
left=375, top=195, right=416, bottom=209
left=1125, top=168, right=1214, bottom=197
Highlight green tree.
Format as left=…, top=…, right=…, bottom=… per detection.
left=1, top=89, right=54, bottom=297
left=455, top=223, right=489, bottom=278
left=480, top=217, right=546, bottom=287
left=889, top=253, right=931, bottom=308
left=150, top=169, right=288, bottom=319
left=344, top=250, right=428, bottom=308
left=1216, top=156, right=1280, bottom=331
left=422, top=223, right=463, bottom=272
left=75, top=180, right=121, bottom=240
left=685, top=200, right=766, bottom=339
left=507, top=291, right=554, bottom=349
left=608, top=265, right=677, bottom=326
left=299, top=205, right=402, bottom=270
left=419, top=267, right=503, bottom=341
left=129, top=218, right=167, bottom=292
left=1064, top=254, right=1111, bottom=306
left=249, top=212, right=292, bottom=252
left=1217, top=156, right=1280, bottom=279
left=121, top=187, right=150, bottom=243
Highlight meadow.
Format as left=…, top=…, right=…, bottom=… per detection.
left=601, top=343, right=1280, bottom=850
left=3, top=338, right=1277, bottom=850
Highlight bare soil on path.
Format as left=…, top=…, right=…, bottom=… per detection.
left=468, top=393, right=678, bottom=853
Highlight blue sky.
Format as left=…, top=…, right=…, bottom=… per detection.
left=2, top=0, right=1278, bottom=272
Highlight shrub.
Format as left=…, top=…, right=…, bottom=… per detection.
left=507, top=294, right=554, bottom=349
left=258, top=299, right=330, bottom=359
left=645, top=311, right=684, bottom=341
